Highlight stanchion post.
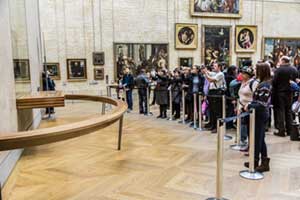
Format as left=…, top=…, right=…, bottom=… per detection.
left=270, top=105, right=274, bottom=129
left=102, top=103, right=106, bottom=115
left=206, top=119, right=229, bottom=200
left=198, top=93, right=202, bottom=131
left=230, top=100, right=246, bottom=151
left=117, top=115, right=124, bottom=150
left=240, top=109, right=264, bottom=180
left=193, top=93, right=197, bottom=129
left=168, top=88, right=173, bottom=121
left=145, top=86, right=152, bottom=116
left=179, top=90, right=186, bottom=124
left=106, top=85, right=110, bottom=97
left=222, top=95, right=232, bottom=141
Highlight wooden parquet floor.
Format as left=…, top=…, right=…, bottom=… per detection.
left=3, top=101, right=300, bottom=200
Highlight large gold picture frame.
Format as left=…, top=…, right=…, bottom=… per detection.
left=236, top=25, right=257, bottom=53
left=262, top=37, right=300, bottom=67
left=202, top=25, right=232, bottom=66
left=175, top=23, right=198, bottom=49
left=190, top=0, right=242, bottom=18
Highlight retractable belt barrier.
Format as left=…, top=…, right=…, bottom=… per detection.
left=207, top=109, right=264, bottom=200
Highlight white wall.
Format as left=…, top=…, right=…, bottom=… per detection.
left=0, top=0, right=20, bottom=186
left=0, top=0, right=42, bottom=186
left=39, top=0, right=300, bottom=94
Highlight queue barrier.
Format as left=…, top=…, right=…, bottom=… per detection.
left=207, top=109, right=264, bottom=200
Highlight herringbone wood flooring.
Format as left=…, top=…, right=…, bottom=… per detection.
left=3, top=101, right=300, bottom=200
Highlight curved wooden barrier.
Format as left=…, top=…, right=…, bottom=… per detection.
left=0, top=94, right=128, bottom=151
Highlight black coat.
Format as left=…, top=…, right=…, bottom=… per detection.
left=170, top=77, right=182, bottom=104
left=185, top=74, right=204, bottom=101
left=155, top=75, right=169, bottom=105
left=272, top=65, right=297, bottom=94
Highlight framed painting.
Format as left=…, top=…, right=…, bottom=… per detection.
left=45, top=63, right=61, bottom=80
left=237, top=56, right=252, bottom=68
left=179, top=57, right=194, bottom=67
left=93, top=52, right=105, bottom=65
left=175, top=23, right=198, bottom=49
left=14, top=59, right=31, bottom=82
left=66, top=59, right=87, bottom=81
left=236, top=25, right=257, bottom=53
left=262, top=37, right=300, bottom=68
left=191, top=0, right=242, bottom=18
left=114, top=43, right=168, bottom=79
left=94, top=68, right=104, bottom=80
left=202, top=26, right=232, bottom=66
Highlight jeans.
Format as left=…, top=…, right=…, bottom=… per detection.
left=241, top=114, right=249, bottom=142
left=254, top=107, right=269, bottom=160
left=126, top=89, right=133, bottom=110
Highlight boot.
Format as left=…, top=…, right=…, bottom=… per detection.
left=256, top=157, right=270, bottom=173
left=157, top=109, right=162, bottom=118
left=244, top=159, right=259, bottom=168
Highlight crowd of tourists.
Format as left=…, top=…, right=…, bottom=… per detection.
left=116, top=56, right=300, bottom=173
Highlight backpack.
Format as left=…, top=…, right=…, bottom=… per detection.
left=229, top=79, right=241, bottom=98
left=229, top=78, right=257, bottom=99
left=253, top=81, right=272, bottom=106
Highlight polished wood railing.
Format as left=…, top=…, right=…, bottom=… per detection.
left=0, top=94, right=128, bottom=151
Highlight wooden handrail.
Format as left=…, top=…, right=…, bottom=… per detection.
left=0, top=94, right=128, bottom=151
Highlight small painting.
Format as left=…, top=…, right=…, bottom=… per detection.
left=175, top=23, right=198, bottom=49
left=94, top=68, right=104, bottom=80
left=93, top=52, right=105, bottom=65
left=237, top=57, right=252, bottom=68
left=179, top=57, right=194, bottom=67
left=14, top=59, right=30, bottom=82
left=66, top=59, right=87, bottom=81
left=45, top=63, right=60, bottom=80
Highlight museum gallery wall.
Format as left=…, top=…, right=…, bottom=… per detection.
left=38, top=0, right=300, bottom=92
